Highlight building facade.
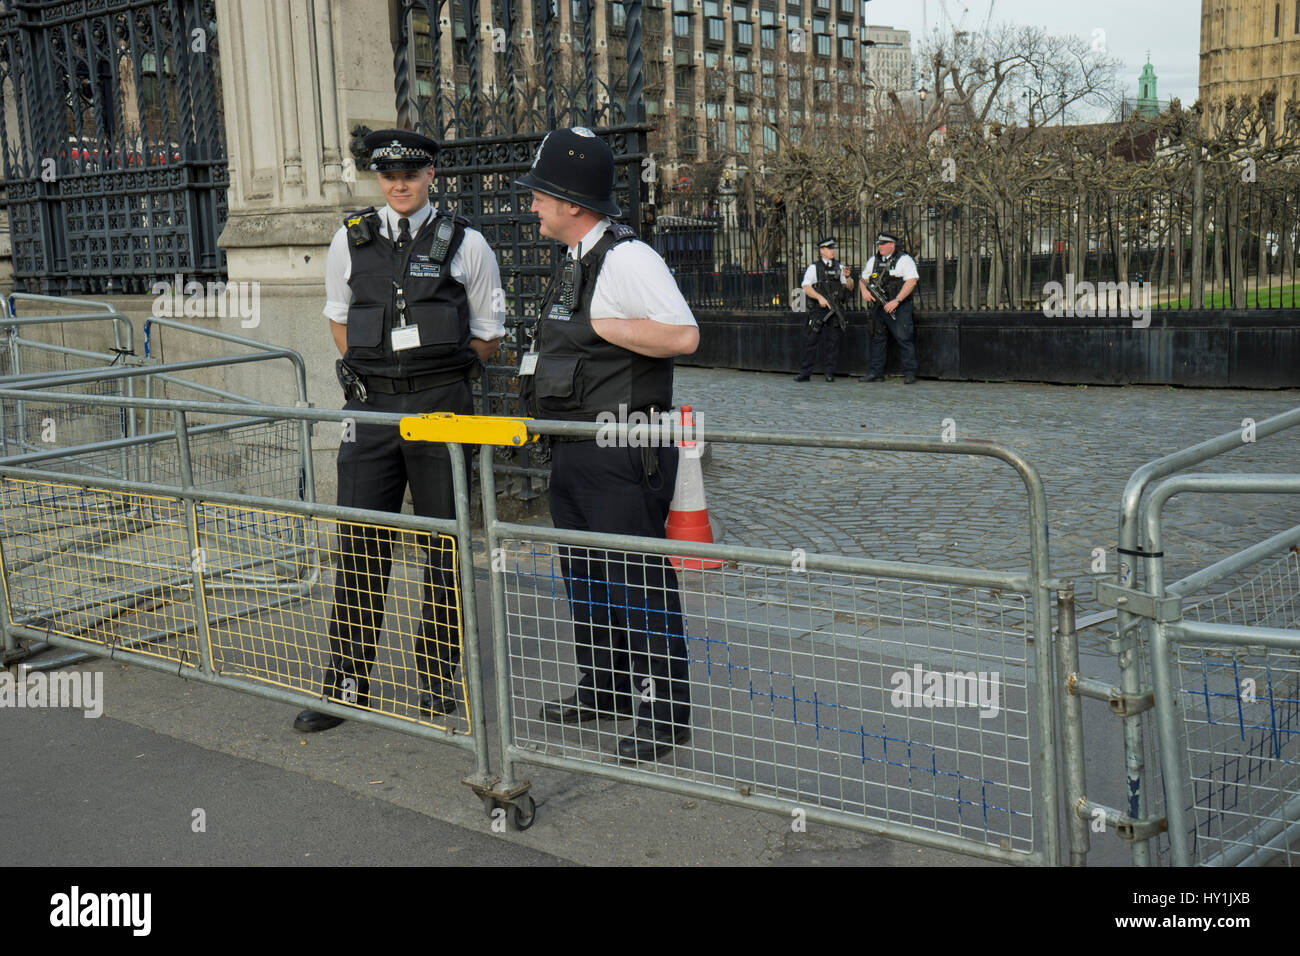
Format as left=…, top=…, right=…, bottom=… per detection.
left=1200, top=0, right=1300, bottom=119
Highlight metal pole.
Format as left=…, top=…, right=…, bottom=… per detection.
left=448, top=441, right=493, bottom=784
left=482, top=445, right=519, bottom=791
left=1056, top=582, right=1089, bottom=866
left=173, top=410, right=214, bottom=676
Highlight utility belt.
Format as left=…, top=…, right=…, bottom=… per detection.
left=549, top=403, right=670, bottom=492
left=336, top=360, right=468, bottom=401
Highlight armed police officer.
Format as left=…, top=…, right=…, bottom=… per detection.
left=796, top=237, right=854, bottom=382
left=294, top=128, right=505, bottom=733
left=517, top=127, right=699, bottom=761
left=859, top=232, right=920, bottom=384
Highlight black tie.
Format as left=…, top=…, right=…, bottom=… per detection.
left=397, top=217, right=411, bottom=249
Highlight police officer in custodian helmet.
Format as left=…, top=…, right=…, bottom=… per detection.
left=517, top=127, right=700, bottom=760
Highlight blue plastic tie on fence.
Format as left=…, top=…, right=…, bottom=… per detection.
left=143, top=319, right=152, bottom=357
left=1267, top=668, right=1281, bottom=760
left=860, top=725, right=866, bottom=764
left=1233, top=657, right=1246, bottom=743
left=812, top=690, right=818, bottom=741
left=791, top=685, right=796, bottom=725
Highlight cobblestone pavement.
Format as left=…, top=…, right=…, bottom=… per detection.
left=675, top=367, right=1300, bottom=615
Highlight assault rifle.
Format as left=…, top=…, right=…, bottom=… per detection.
left=811, top=265, right=853, bottom=331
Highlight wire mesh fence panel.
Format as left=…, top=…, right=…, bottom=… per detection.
left=0, top=478, right=200, bottom=667
left=1148, top=548, right=1300, bottom=866
left=202, top=508, right=472, bottom=736
left=0, top=475, right=474, bottom=736
left=500, top=538, right=1038, bottom=856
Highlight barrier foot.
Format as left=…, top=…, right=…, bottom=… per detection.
left=463, top=776, right=536, bottom=831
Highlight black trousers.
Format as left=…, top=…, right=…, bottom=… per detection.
left=549, top=440, right=690, bottom=728
left=799, top=311, right=843, bottom=376
left=868, top=299, right=917, bottom=377
left=323, top=379, right=473, bottom=706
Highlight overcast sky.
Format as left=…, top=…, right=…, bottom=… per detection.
left=866, top=0, right=1201, bottom=111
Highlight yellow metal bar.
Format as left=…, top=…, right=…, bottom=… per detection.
left=400, top=413, right=536, bottom=447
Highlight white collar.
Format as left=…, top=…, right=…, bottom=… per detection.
left=567, top=217, right=612, bottom=259
left=382, top=202, right=434, bottom=237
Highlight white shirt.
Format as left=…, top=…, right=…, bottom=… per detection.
left=863, top=253, right=920, bottom=283
left=323, top=203, right=506, bottom=341
left=566, top=218, right=697, bottom=327
left=801, top=257, right=854, bottom=289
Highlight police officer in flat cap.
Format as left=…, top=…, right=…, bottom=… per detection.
left=516, top=127, right=699, bottom=761
left=796, top=237, right=854, bottom=382
left=859, top=231, right=920, bottom=384
left=293, top=128, right=505, bottom=733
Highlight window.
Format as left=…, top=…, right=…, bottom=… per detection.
left=673, top=14, right=691, bottom=37
left=760, top=9, right=775, bottom=25
left=705, top=50, right=720, bottom=67
left=762, top=75, right=776, bottom=96
left=707, top=17, right=725, bottom=42
left=761, top=58, right=774, bottom=74
left=841, top=83, right=853, bottom=102
left=611, top=2, right=626, bottom=28
left=813, top=16, right=827, bottom=33
left=704, top=0, right=720, bottom=14
left=816, top=80, right=831, bottom=99
left=1276, top=3, right=1281, bottom=37
left=1296, top=0, right=1299, bottom=33
left=675, top=65, right=693, bottom=97
left=839, top=0, right=853, bottom=12
left=737, top=124, right=750, bottom=152
left=735, top=3, right=749, bottom=19
left=786, top=0, right=802, bottom=12
left=646, top=98, right=660, bottom=115
left=673, top=0, right=691, bottom=9
left=736, top=20, right=754, bottom=44
left=677, top=101, right=693, bottom=117
left=675, top=48, right=692, bottom=65
left=735, top=53, right=750, bottom=71
left=761, top=25, right=776, bottom=47
left=790, top=126, right=802, bottom=144
left=815, top=0, right=830, bottom=9
left=815, top=34, right=830, bottom=56
left=678, top=119, right=697, bottom=153
left=789, top=78, right=802, bottom=97
left=787, top=14, right=800, bottom=31
left=837, top=21, right=850, bottom=37
left=740, top=71, right=755, bottom=93
left=840, top=38, right=853, bottom=58
left=764, top=126, right=778, bottom=150
left=813, top=65, right=826, bottom=80
left=790, top=108, right=803, bottom=126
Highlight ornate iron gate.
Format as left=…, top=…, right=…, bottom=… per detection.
left=391, top=0, right=653, bottom=495
left=0, top=0, right=227, bottom=294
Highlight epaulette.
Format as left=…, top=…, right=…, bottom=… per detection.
left=608, top=222, right=638, bottom=243
left=343, top=206, right=379, bottom=246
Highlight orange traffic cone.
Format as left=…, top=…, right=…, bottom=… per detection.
left=665, top=405, right=724, bottom=571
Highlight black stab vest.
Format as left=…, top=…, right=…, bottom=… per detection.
left=813, top=257, right=844, bottom=308
left=343, top=208, right=477, bottom=381
left=870, top=253, right=909, bottom=299
left=528, top=225, right=674, bottom=422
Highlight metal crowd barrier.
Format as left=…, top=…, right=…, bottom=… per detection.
left=468, top=418, right=1064, bottom=863
left=0, top=391, right=497, bottom=801
left=1070, top=404, right=1300, bottom=867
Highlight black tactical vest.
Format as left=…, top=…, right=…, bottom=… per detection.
left=813, top=257, right=844, bottom=308
left=870, top=253, right=908, bottom=299
left=527, top=224, right=674, bottom=422
left=343, top=207, right=477, bottom=381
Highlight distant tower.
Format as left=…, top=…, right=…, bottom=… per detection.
left=1136, top=55, right=1159, bottom=118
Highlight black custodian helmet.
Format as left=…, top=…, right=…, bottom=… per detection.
left=516, top=127, right=621, bottom=217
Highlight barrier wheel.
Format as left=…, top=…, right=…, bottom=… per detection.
left=482, top=796, right=499, bottom=819
left=510, top=795, right=537, bottom=831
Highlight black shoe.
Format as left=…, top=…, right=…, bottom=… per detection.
left=824, top=373, right=835, bottom=382
left=420, top=691, right=458, bottom=717
left=904, top=374, right=917, bottom=384
left=294, top=709, right=345, bottom=733
left=617, top=722, right=692, bottom=760
left=863, top=374, right=884, bottom=382
left=793, top=373, right=811, bottom=382
left=540, top=694, right=630, bottom=724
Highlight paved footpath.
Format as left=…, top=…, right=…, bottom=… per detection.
left=5, top=371, right=1297, bottom=868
